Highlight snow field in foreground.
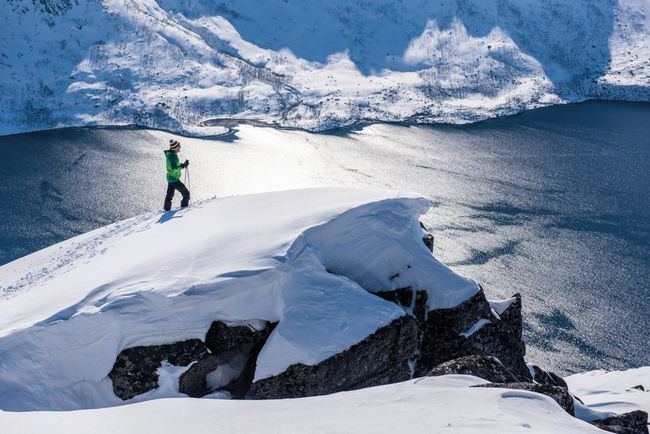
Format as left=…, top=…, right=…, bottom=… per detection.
left=0, top=375, right=607, bottom=434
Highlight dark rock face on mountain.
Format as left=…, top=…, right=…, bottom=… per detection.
left=375, top=287, right=413, bottom=309
left=109, top=339, right=208, bottom=400
left=205, top=321, right=274, bottom=356
left=591, top=410, right=649, bottom=434
left=416, top=289, right=529, bottom=380
left=428, top=355, right=521, bottom=383
left=531, top=365, right=568, bottom=388
left=217, top=322, right=278, bottom=399
left=474, top=382, right=575, bottom=416
left=109, top=321, right=279, bottom=400
left=179, top=354, right=219, bottom=398
left=249, top=315, right=420, bottom=399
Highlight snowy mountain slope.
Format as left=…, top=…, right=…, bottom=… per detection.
left=0, top=188, right=477, bottom=411
left=0, top=375, right=608, bottom=434
left=1, top=0, right=648, bottom=135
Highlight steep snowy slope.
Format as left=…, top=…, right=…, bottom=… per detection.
left=0, top=188, right=477, bottom=411
left=1, top=0, right=648, bottom=135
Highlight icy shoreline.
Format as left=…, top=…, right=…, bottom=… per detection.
left=4, top=99, right=649, bottom=139
left=2, top=0, right=648, bottom=137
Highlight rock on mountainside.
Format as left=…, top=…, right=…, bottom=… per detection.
left=105, top=281, right=530, bottom=401
left=1, top=0, right=649, bottom=135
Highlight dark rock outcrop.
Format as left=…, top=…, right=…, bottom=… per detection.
left=422, top=233, right=434, bottom=252
left=221, top=327, right=277, bottom=398
left=591, top=410, right=649, bottom=434
left=413, top=290, right=428, bottom=326
left=420, top=221, right=434, bottom=252
left=249, top=315, right=420, bottom=399
left=203, top=320, right=277, bottom=399
left=205, top=321, right=274, bottom=356
left=428, top=355, right=521, bottom=383
left=474, top=382, right=575, bottom=416
left=375, top=287, right=413, bottom=308
left=531, top=365, right=568, bottom=388
left=109, top=339, right=208, bottom=400
left=416, top=288, right=529, bottom=381
left=179, top=354, right=219, bottom=397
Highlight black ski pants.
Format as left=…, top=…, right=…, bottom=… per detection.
left=164, top=181, right=190, bottom=211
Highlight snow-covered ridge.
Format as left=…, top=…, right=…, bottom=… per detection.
left=0, top=188, right=477, bottom=411
left=1, top=0, right=649, bottom=136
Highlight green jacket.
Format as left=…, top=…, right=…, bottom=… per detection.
left=164, top=150, right=182, bottom=183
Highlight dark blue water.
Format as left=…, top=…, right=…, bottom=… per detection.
left=1, top=101, right=648, bottom=374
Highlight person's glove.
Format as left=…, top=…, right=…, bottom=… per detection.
left=180, top=160, right=189, bottom=168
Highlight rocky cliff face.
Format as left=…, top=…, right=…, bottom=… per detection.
left=108, top=226, right=530, bottom=400
left=249, top=315, right=420, bottom=398
left=416, top=288, right=529, bottom=379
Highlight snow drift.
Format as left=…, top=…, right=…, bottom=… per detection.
left=0, top=375, right=621, bottom=434
left=1, top=0, right=649, bottom=135
left=0, top=188, right=477, bottom=411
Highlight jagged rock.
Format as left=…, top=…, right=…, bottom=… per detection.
left=413, top=290, right=428, bottom=326
left=221, top=323, right=278, bottom=399
left=249, top=315, right=420, bottom=399
left=109, top=339, right=208, bottom=400
left=205, top=320, right=274, bottom=356
left=420, top=221, right=434, bottom=252
left=630, top=385, right=645, bottom=391
left=422, top=234, right=434, bottom=252
left=531, top=365, right=568, bottom=388
left=179, top=354, right=219, bottom=398
left=416, top=288, right=530, bottom=381
left=498, top=293, right=523, bottom=342
left=474, top=382, right=575, bottom=416
left=591, top=410, right=649, bottom=434
left=375, top=287, right=413, bottom=308
left=428, top=355, right=520, bottom=383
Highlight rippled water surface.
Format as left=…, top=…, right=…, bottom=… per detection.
left=1, top=101, right=649, bottom=374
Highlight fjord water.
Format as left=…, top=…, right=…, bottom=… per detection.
left=1, top=101, right=648, bottom=374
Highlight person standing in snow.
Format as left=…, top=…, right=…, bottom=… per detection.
left=163, top=139, right=190, bottom=211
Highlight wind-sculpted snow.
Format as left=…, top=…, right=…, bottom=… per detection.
left=0, top=188, right=477, bottom=410
left=0, top=376, right=609, bottom=434
left=1, top=0, right=648, bottom=135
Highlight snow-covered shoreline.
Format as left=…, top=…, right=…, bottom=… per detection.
left=2, top=0, right=648, bottom=137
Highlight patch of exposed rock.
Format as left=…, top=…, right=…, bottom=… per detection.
left=591, top=410, right=649, bottom=434
left=474, top=382, right=575, bottom=416
left=531, top=364, right=568, bottom=388
left=179, top=354, right=219, bottom=397
left=416, top=288, right=529, bottom=380
left=248, top=315, right=420, bottom=399
left=428, top=355, right=521, bottom=383
left=205, top=321, right=274, bottom=356
left=108, top=339, right=207, bottom=400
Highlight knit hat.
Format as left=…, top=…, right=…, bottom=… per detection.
left=169, top=139, right=181, bottom=151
